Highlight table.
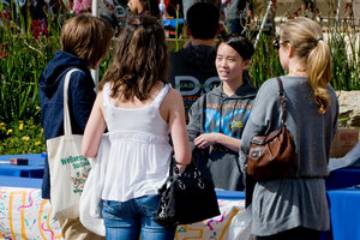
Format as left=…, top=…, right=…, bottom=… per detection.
left=326, top=168, right=360, bottom=189
left=0, top=153, right=45, bottom=178
left=328, top=188, right=360, bottom=240
left=0, top=176, right=42, bottom=188
left=0, top=177, right=246, bottom=240
left=1, top=154, right=360, bottom=240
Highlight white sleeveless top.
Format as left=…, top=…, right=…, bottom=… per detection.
left=101, top=82, right=172, bottom=202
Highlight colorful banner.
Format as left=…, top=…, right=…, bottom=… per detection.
left=0, top=187, right=62, bottom=240
left=0, top=187, right=247, bottom=240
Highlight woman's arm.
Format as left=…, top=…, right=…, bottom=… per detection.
left=194, top=133, right=240, bottom=152
left=167, top=89, right=192, bottom=170
left=187, top=97, right=203, bottom=148
left=81, top=92, right=107, bottom=158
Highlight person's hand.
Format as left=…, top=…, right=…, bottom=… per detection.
left=175, top=163, right=187, bottom=174
left=194, top=133, right=219, bottom=149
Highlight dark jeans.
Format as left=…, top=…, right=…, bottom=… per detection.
left=255, top=227, right=322, bottom=240
left=102, top=195, right=175, bottom=240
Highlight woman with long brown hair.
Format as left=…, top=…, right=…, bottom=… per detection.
left=81, top=16, right=191, bottom=240
left=240, top=17, right=339, bottom=239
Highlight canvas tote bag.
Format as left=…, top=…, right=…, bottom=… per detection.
left=79, top=134, right=110, bottom=236
left=47, top=68, right=91, bottom=219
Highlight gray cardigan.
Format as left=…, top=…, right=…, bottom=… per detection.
left=239, top=76, right=338, bottom=236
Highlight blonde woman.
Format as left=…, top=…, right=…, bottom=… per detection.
left=239, top=17, right=339, bottom=239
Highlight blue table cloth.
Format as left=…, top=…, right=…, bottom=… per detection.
left=216, top=189, right=245, bottom=200
left=326, top=168, right=360, bottom=190
left=328, top=188, right=360, bottom=240
left=0, top=175, right=43, bottom=188
left=0, top=153, right=45, bottom=178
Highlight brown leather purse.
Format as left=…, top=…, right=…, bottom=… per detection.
left=246, top=78, right=297, bottom=181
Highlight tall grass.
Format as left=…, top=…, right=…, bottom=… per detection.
left=326, top=19, right=360, bottom=90
left=0, top=3, right=62, bottom=123
left=249, top=33, right=284, bottom=87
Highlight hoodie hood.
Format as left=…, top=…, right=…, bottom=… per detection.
left=209, top=76, right=258, bottom=100
left=180, top=44, right=217, bottom=75
left=40, top=50, right=90, bottom=97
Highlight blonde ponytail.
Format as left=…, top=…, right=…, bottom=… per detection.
left=280, top=17, right=332, bottom=114
left=306, top=40, right=332, bottom=114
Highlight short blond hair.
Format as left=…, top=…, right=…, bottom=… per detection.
left=61, top=14, right=113, bottom=67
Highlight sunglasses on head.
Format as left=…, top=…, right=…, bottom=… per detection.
left=273, top=36, right=289, bottom=50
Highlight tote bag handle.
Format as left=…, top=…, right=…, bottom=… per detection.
left=63, top=68, right=81, bottom=136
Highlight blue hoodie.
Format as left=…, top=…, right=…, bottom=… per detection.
left=39, top=50, right=96, bottom=199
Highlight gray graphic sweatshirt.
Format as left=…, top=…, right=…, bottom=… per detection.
left=187, top=81, right=257, bottom=191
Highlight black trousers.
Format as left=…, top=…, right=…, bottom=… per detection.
left=255, top=227, right=322, bottom=240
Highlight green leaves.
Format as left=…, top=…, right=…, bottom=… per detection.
left=249, top=34, right=284, bottom=87
left=0, top=11, right=61, bottom=123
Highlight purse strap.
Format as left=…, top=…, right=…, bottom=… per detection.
left=63, top=68, right=81, bottom=136
left=276, top=77, right=287, bottom=125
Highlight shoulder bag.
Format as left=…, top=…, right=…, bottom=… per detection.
left=47, top=68, right=91, bottom=219
left=246, top=77, right=297, bottom=181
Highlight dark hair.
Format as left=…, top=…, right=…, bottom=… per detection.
left=186, top=2, right=219, bottom=40
left=221, top=36, right=254, bottom=60
left=61, top=14, right=113, bottom=67
left=140, top=0, right=160, bottom=17
left=99, top=16, right=168, bottom=101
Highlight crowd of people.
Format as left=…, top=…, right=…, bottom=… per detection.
left=38, top=1, right=339, bottom=240
left=1, top=0, right=254, bottom=38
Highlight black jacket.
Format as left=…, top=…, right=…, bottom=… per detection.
left=170, top=44, right=220, bottom=114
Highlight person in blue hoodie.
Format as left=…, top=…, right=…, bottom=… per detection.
left=39, top=14, right=113, bottom=239
left=187, top=36, right=257, bottom=191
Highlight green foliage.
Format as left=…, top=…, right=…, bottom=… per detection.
left=0, top=119, right=45, bottom=154
left=327, top=30, right=360, bottom=91
left=249, top=34, right=284, bottom=87
left=0, top=3, right=63, bottom=154
left=0, top=6, right=63, bottom=123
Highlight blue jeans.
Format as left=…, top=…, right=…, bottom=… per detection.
left=102, top=195, right=175, bottom=240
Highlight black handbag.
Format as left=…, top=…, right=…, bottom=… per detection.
left=155, top=161, right=220, bottom=226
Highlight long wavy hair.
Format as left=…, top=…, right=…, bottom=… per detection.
left=280, top=17, right=332, bottom=114
left=99, top=16, right=168, bottom=101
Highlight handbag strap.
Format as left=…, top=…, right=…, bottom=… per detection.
left=275, top=77, right=287, bottom=125
left=63, top=68, right=82, bottom=136
left=201, top=95, right=207, bottom=134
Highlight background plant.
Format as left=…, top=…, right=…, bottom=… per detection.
left=249, top=33, right=284, bottom=87
left=0, top=118, right=45, bottom=154
left=325, top=19, right=360, bottom=90
left=0, top=4, right=63, bottom=123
